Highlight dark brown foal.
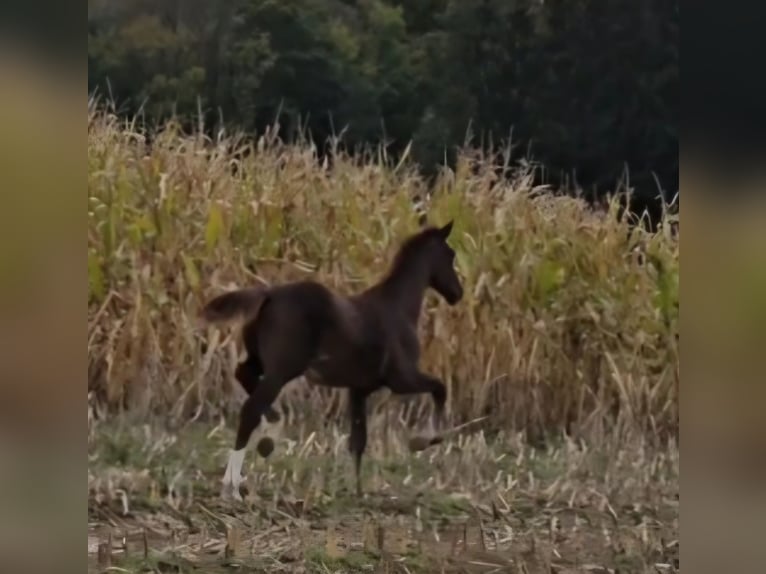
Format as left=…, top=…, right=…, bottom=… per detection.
left=200, top=221, right=463, bottom=500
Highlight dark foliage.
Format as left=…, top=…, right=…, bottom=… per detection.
left=89, top=0, right=678, bottom=211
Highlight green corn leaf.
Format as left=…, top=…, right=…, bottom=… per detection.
left=205, top=203, right=224, bottom=251
left=182, top=254, right=200, bottom=290
left=536, top=259, right=566, bottom=301
left=88, top=251, right=105, bottom=302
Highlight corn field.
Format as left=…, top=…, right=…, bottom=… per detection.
left=87, top=107, right=679, bottom=442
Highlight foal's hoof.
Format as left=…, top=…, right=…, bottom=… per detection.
left=221, top=480, right=245, bottom=502
left=408, top=435, right=444, bottom=452
left=256, top=436, right=275, bottom=458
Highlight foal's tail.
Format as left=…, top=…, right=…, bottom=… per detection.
left=199, top=287, right=269, bottom=326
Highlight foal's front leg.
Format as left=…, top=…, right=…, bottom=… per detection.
left=383, top=334, right=447, bottom=437
left=418, top=372, right=447, bottom=436
left=348, top=388, right=369, bottom=497
left=386, top=369, right=447, bottom=437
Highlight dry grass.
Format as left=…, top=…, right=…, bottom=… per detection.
left=87, top=105, right=678, bottom=442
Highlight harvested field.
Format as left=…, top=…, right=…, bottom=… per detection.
left=88, top=417, right=678, bottom=573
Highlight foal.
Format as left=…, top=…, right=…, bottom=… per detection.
left=200, top=221, right=464, bottom=500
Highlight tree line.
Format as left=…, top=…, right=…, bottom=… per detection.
left=89, top=0, right=678, bottom=221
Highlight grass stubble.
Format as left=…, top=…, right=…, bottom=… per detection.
left=88, top=415, right=678, bottom=573
left=87, top=104, right=679, bottom=573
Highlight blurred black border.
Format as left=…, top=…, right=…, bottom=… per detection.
left=0, top=0, right=81, bottom=61
left=684, top=1, right=766, bottom=186
left=684, top=3, right=766, bottom=574
left=0, top=3, right=83, bottom=574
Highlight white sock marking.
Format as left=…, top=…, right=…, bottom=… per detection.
left=230, top=448, right=245, bottom=486
left=223, top=448, right=246, bottom=488
left=221, top=404, right=283, bottom=501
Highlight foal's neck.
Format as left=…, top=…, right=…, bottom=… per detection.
left=379, top=256, right=430, bottom=325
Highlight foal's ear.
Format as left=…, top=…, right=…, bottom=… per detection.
left=438, top=220, right=454, bottom=239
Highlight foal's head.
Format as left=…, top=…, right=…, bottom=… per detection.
left=421, top=221, right=464, bottom=305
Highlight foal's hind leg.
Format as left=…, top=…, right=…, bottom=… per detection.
left=231, top=356, right=281, bottom=490
left=235, top=357, right=280, bottom=423
left=223, top=297, right=320, bottom=501
left=237, top=320, right=280, bottom=424
left=222, top=375, right=286, bottom=501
